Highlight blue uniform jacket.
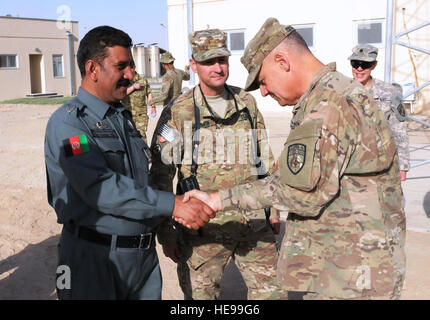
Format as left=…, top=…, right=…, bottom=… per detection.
left=44, top=88, right=175, bottom=235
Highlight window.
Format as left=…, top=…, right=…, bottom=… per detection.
left=355, top=20, right=384, bottom=46
left=224, top=30, right=245, bottom=52
left=294, top=24, right=315, bottom=49
left=53, top=54, right=64, bottom=77
left=0, top=55, right=17, bottom=68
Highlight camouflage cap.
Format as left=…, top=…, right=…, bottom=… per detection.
left=241, top=18, right=295, bottom=91
left=160, top=51, right=175, bottom=64
left=348, top=44, right=378, bottom=62
left=189, top=29, right=231, bottom=62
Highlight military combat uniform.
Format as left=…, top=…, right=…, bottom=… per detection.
left=44, top=88, right=175, bottom=299
left=369, top=78, right=410, bottom=172
left=122, top=73, right=152, bottom=141
left=150, top=85, right=285, bottom=300
left=220, top=63, right=406, bottom=299
left=152, top=68, right=190, bottom=107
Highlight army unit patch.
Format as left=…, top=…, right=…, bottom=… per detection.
left=287, top=143, right=306, bottom=175
left=63, top=134, right=90, bottom=157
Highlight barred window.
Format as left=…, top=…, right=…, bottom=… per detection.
left=355, top=20, right=384, bottom=46
left=53, top=54, right=64, bottom=77
left=224, top=30, right=245, bottom=52
left=0, top=55, right=17, bottom=68
left=294, top=24, right=315, bottom=49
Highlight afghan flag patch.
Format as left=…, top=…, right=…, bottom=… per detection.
left=63, top=134, right=90, bottom=157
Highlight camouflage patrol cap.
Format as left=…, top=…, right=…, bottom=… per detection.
left=241, top=18, right=295, bottom=91
left=189, top=29, right=231, bottom=62
left=348, top=44, right=378, bottom=62
left=160, top=51, right=175, bottom=64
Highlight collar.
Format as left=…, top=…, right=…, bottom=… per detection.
left=194, top=84, right=246, bottom=119
left=293, top=62, right=337, bottom=115
left=76, top=87, right=118, bottom=119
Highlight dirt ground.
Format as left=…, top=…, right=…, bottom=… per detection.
left=0, top=103, right=429, bottom=300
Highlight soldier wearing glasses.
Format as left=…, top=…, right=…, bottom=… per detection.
left=349, top=44, right=410, bottom=181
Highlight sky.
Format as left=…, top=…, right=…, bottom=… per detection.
left=1, top=0, right=169, bottom=49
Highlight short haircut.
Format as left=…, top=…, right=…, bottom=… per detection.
left=283, top=30, right=311, bottom=53
left=77, top=26, right=132, bottom=77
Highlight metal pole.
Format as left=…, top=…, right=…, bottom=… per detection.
left=67, top=31, right=76, bottom=96
left=187, top=0, right=195, bottom=86
left=384, top=0, right=394, bottom=83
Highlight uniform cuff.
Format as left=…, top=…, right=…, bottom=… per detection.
left=220, top=188, right=240, bottom=211
left=156, top=190, right=175, bottom=217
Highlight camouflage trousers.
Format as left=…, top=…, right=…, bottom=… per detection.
left=176, top=222, right=288, bottom=300
left=131, top=111, right=149, bottom=141
left=301, top=293, right=399, bottom=300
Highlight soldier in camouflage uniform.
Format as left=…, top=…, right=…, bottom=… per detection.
left=122, top=71, right=154, bottom=141
left=349, top=44, right=410, bottom=181
left=183, top=18, right=406, bottom=300
left=150, top=29, right=286, bottom=300
left=151, top=52, right=190, bottom=107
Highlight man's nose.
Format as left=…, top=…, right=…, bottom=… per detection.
left=124, top=66, right=135, bottom=79
left=212, top=62, right=223, bottom=72
left=259, top=84, right=269, bottom=97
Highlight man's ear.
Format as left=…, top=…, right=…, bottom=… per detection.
left=85, top=60, right=99, bottom=82
left=190, top=58, right=198, bottom=73
left=273, top=52, right=290, bottom=72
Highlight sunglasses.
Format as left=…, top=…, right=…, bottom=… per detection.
left=351, top=60, right=375, bottom=70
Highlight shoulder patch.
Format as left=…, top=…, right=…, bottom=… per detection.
left=287, top=143, right=306, bottom=175
left=63, top=134, right=90, bottom=157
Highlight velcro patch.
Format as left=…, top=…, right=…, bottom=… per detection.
left=287, top=143, right=306, bottom=175
left=63, top=134, right=90, bottom=157
left=157, top=124, right=178, bottom=143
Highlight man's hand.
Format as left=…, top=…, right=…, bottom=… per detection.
left=273, top=160, right=279, bottom=172
left=269, top=218, right=281, bottom=235
left=183, top=190, right=222, bottom=212
left=400, top=170, right=407, bottom=182
left=172, top=195, right=215, bottom=230
left=162, top=242, right=181, bottom=263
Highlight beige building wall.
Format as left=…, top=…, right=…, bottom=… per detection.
left=0, top=17, right=80, bottom=100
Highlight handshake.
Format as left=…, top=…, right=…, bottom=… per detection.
left=172, top=190, right=221, bottom=230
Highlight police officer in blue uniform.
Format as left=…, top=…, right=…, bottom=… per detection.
left=44, top=26, right=214, bottom=300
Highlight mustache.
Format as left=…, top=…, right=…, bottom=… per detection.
left=116, top=78, right=131, bottom=88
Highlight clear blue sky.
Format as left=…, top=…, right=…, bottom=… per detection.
left=1, top=0, right=169, bottom=49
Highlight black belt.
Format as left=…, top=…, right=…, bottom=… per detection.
left=65, top=225, right=154, bottom=250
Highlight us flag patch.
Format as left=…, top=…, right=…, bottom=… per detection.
left=63, top=134, right=90, bottom=157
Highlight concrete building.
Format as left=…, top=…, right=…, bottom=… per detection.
left=132, top=44, right=167, bottom=79
left=0, top=16, right=79, bottom=100
left=167, top=0, right=430, bottom=113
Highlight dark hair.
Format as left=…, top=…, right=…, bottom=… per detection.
left=77, top=26, right=132, bottom=77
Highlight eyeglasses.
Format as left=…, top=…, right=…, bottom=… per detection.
left=351, top=60, right=375, bottom=70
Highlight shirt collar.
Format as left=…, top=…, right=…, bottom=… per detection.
left=76, top=87, right=117, bottom=119
left=293, top=62, right=337, bottom=114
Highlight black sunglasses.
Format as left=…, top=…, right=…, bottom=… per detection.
left=351, top=60, right=375, bottom=70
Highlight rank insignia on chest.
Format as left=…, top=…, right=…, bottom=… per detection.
left=63, top=134, right=90, bottom=157
left=287, top=143, right=306, bottom=175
